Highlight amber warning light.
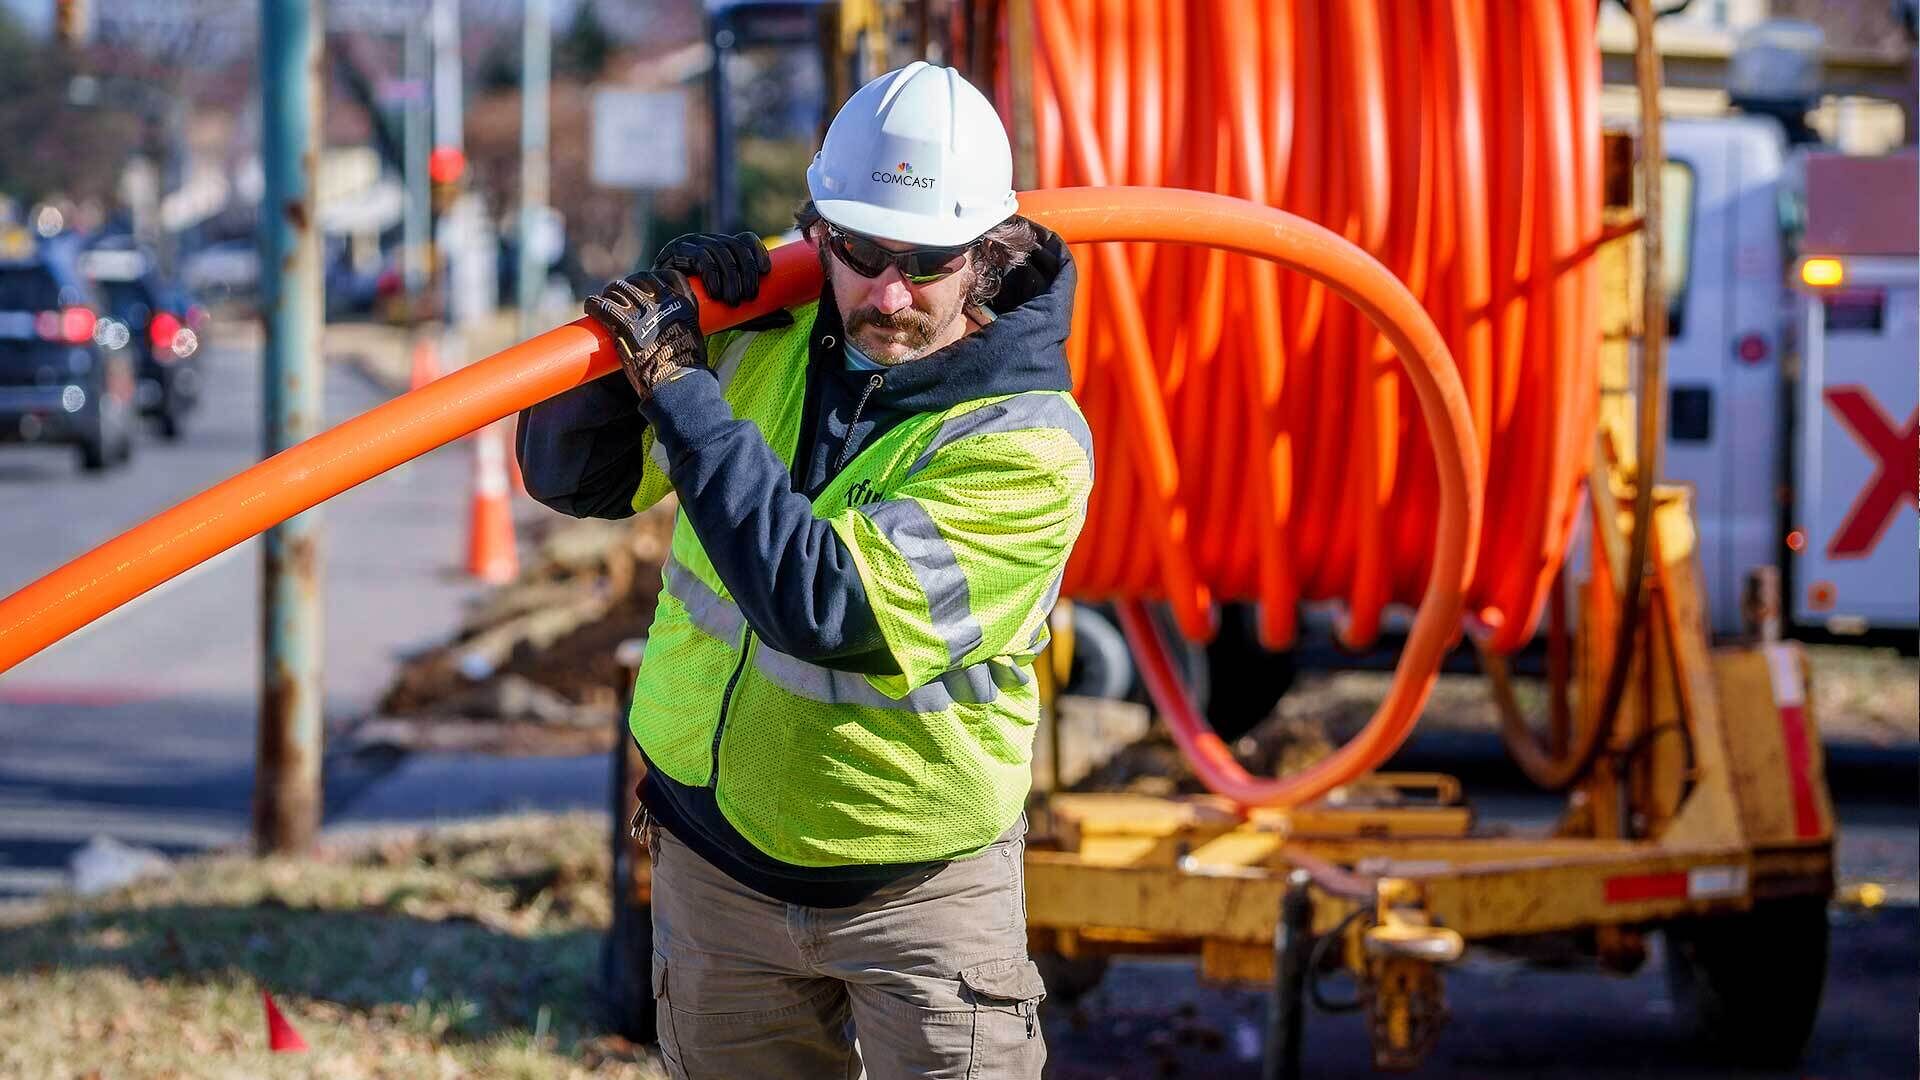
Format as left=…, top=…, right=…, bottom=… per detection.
left=1799, top=257, right=1845, bottom=288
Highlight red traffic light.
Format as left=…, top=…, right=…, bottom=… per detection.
left=428, top=146, right=466, bottom=186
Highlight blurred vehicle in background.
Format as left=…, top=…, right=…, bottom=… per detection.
left=79, top=238, right=205, bottom=440
left=1659, top=117, right=1918, bottom=643
left=179, top=239, right=260, bottom=303
left=324, top=235, right=384, bottom=320
left=0, top=226, right=137, bottom=471
left=496, top=226, right=579, bottom=315
left=1782, top=150, right=1918, bottom=637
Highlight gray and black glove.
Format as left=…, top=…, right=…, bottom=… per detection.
left=654, top=231, right=771, bottom=306
left=584, top=270, right=705, bottom=403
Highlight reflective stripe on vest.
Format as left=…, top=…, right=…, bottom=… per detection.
left=1025, top=565, right=1066, bottom=651
left=660, top=557, right=1028, bottom=710
left=908, top=391, right=1095, bottom=481
left=854, top=498, right=983, bottom=666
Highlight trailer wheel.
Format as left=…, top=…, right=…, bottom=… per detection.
left=1664, top=897, right=1829, bottom=1067
left=1064, top=605, right=1134, bottom=701
left=1034, top=950, right=1110, bottom=1009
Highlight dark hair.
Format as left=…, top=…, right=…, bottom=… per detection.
left=794, top=199, right=1041, bottom=308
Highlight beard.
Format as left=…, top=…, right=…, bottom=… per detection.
left=846, top=304, right=944, bottom=360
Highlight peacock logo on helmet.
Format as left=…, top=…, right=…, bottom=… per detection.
left=872, top=161, right=936, bottom=189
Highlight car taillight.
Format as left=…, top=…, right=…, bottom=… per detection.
left=148, top=312, right=197, bottom=360
left=150, top=312, right=180, bottom=350
left=40, top=307, right=96, bottom=344
left=63, top=307, right=96, bottom=343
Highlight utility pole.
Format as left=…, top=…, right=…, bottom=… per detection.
left=431, top=0, right=464, bottom=363
left=518, top=0, right=551, bottom=340
left=403, top=21, right=430, bottom=306
left=256, top=0, right=325, bottom=855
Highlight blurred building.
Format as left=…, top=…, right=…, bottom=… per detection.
left=1597, top=0, right=1915, bottom=152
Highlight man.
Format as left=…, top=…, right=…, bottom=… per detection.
left=519, top=62, right=1091, bottom=1079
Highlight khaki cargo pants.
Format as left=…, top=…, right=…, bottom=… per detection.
left=645, top=818, right=1047, bottom=1080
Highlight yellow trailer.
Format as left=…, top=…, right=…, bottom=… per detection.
left=1006, top=105, right=1835, bottom=1071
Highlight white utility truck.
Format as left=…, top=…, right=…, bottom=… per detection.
left=1660, top=119, right=1915, bottom=639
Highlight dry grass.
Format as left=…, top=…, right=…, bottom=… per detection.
left=1802, top=644, right=1920, bottom=746
left=0, top=813, right=664, bottom=1079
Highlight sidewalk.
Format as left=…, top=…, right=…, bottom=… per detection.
left=0, top=332, right=581, bottom=898
left=322, top=310, right=568, bottom=394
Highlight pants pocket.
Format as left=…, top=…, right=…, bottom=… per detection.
left=652, top=950, right=687, bottom=1077
left=959, top=958, right=1047, bottom=1080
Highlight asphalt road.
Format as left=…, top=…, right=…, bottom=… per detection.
left=0, top=334, right=608, bottom=896
left=0, top=334, right=1912, bottom=1077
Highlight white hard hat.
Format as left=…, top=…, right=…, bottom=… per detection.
left=806, top=62, right=1019, bottom=248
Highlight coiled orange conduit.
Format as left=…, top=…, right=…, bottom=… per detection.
left=1009, top=0, right=1600, bottom=657
left=0, top=188, right=1478, bottom=809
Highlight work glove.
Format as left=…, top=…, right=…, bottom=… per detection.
left=654, top=231, right=771, bottom=306
left=584, top=270, right=706, bottom=403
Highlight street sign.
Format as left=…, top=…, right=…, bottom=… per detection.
left=591, top=89, right=691, bottom=191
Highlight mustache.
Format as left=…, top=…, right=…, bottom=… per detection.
left=847, top=305, right=938, bottom=340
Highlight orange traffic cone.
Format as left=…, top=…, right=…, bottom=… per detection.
left=262, top=990, right=308, bottom=1053
left=407, top=335, right=441, bottom=392
left=467, top=426, right=519, bottom=584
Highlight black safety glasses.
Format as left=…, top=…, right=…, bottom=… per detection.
left=824, top=223, right=971, bottom=284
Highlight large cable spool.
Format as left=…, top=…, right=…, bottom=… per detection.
left=994, top=0, right=1602, bottom=657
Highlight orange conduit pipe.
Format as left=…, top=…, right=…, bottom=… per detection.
left=1009, top=0, right=1600, bottom=657
left=0, top=187, right=1479, bottom=810
left=0, top=242, right=818, bottom=677
left=1022, top=187, right=1480, bottom=807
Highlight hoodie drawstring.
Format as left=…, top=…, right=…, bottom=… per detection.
left=835, top=373, right=886, bottom=472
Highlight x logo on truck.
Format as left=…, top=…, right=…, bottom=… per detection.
left=1823, top=386, right=1919, bottom=559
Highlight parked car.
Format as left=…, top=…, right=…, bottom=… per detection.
left=80, top=240, right=205, bottom=439
left=0, top=228, right=137, bottom=471
left=325, top=236, right=385, bottom=319
left=179, top=239, right=260, bottom=301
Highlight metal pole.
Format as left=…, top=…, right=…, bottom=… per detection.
left=1005, top=0, right=1038, bottom=192
left=517, top=0, right=551, bottom=340
left=403, top=21, right=430, bottom=304
left=1742, top=566, right=1783, bottom=643
left=708, top=20, right=734, bottom=233
left=431, top=0, right=462, bottom=163
left=1264, top=869, right=1315, bottom=1080
left=256, top=0, right=325, bottom=855
left=431, top=0, right=464, bottom=365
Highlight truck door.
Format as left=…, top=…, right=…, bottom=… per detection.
left=1791, top=260, right=1920, bottom=632
left=1787, top=151, right=1918, bottom=635
left=1659, top=119, right=1789, bottom=636
left=1659, top=123, right=1731, bottom=633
